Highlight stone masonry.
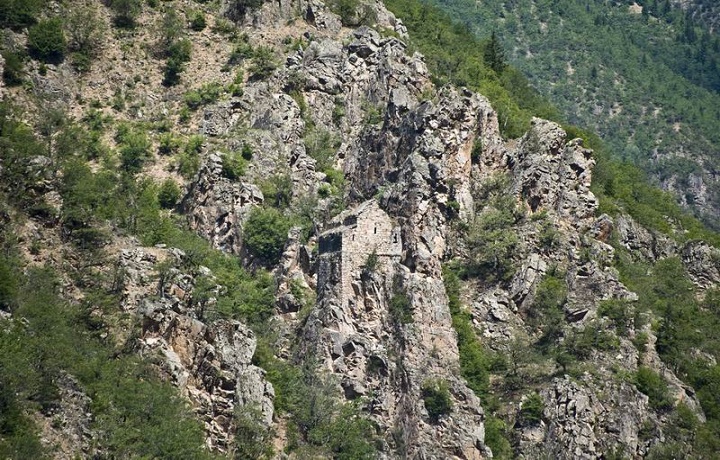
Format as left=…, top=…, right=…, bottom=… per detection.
left=318, top=200, right=402, bottom=308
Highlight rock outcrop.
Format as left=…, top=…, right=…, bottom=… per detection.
left=118, top=248, right=274, bottom=450
left=511, top=118, right=597, bottom=221
left=183, top=153, right=264, bottom=255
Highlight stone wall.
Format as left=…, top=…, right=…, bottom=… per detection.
left=318, top=200, right=402, bottom=307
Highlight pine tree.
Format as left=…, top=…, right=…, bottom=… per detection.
left=484, top=31, right=506, bottom=75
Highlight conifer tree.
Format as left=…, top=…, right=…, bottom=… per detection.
left=484, top=31, right=506, bottom=75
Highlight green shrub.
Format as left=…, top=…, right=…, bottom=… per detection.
left=163, top=39, right=192, bottom=87
left=184, top=82, right=222, bottom=110
left=1, top=50, right=24, bottom=86
left=598, top=300, right=633, bottom=334
left=226, top=0, right=265, bottom=20
left=233, top=406, right=275, bottom=459
left=463, top=178, right=522, bottom=282
left=526, top=268, right=568, bottom=350
left=421, top=379, right=453, bottom=423
left=159, top=10, right=183, bottom=51
left=109, top=0, right=142, bottom=28
left=243, top=207, right=293, bottom=265
left=304, top=128, right=340, bottom=172
left=158, top=179, right=181, bottom=209
left=332, top=98, right=346, bottom=124
left=389, top=291, right=413, bottom=324
left=221, top=152, right=247, bottom=181
left=249, top=46, right=277, bottom=80
left=635, top=366, right=673, bottom=412
left=28, top=18, right=67, bottom=62
left=329, top=0, right=359, bottom=25
left=363, top=101, right=383, bottom=125
left=189, top=10, right=206, bottom=31
left=177, top=152, right=200, bottom=179
left=0, top=257, right=18, bottom=311
left=228, top=40, right=254, bottom=65
left=158, top=133, right=180, bottom=155
left=183, top=91, right=203, bottom=110
left=483, top=415, right=513, bottom=459
left=0, top=0, right=42, bottom=29
left=443, top=265, right=491, bottom=396
left=117, top=127, right=151, bottom=174
left=519, top=392, right=544, bottom=426
left=65, top=3, right=104, bottom=62
left=470, top=139, right=483, bottom=163
left=564, top=322, right=619, bottom=360
left=259, top=174, right=293, bottom=209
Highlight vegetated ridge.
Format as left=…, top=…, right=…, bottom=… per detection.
left=1, top=0, right=720, bottom=458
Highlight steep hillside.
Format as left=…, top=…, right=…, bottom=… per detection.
left=424, top=0, right=720, bottom=227
left=2, top=0, right=720, bottom=459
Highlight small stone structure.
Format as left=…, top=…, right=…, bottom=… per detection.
left=317, top=200, right=402, bottom=307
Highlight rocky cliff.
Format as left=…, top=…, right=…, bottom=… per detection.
left=1, top=0, right=719, bottom=458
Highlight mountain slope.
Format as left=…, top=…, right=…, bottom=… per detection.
left=2, top=0, right=720, bottom=458
left=425, top=0, right=720, bottom=226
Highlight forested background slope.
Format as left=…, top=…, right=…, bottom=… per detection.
left=424, top=0, right=720, bottom=227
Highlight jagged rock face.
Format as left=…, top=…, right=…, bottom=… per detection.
left=296, top=77, right=501, bottom=460
left=178, top=1, right=716, bottom=457
left=511, top=118, right=597, bottom=221
left=682, top=241, right=720, bottom=289
left=614, top=214, right=679, bottom=261
left=521, top=377, right=658, bottom=459
left=182, top=153, right=264, bottom=255
left=38, top=372, right=93, bottom=459
left=258, top=8, right=497, bottom=457
left=118, top=248, right=274, bottom=450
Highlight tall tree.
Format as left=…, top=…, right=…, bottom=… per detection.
left=484, top=31, right=506, bottom=75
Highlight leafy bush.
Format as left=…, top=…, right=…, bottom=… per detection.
left=329, top=0, right=359, bottom=25
left=564, top=322, right=619, bottom=360
left=221, top=151, right=247, bottom=181
left=0, top=0, right=42, bottom=29
left=389, top=291, right=413, bottom=324
left=304, top=127, right=340, bottom=172
left=117, top=126, right=151, bottom=174
left=464, top=207, right=519, bottom=282
left=158, top=133, right=180, bottom=155
left=519, top=392, right=544, bottom=426
left=1, top=50, right=24, bottom=86
left=189, top=10, right=206, bottom=31
left=635, top=367, right=673, bottom=412
left=483, top=415, right=513, bottom=459
left=108, top=0, right=142, bottom=28
left=233, top=406, right=275, bottom=459
left=598, top=299, right=633, bottom=335
left=530, top=269, right=568, bottom=349
left=259, top=174, right=293, bottom=209
left=65, top=2, right=104, bottom=68
left=163, top=39, right=192, bottom=87
left=28, top=18, right=67, bottom=62
left=243, top=207, right=293, bottom=265
left=184, top=82, right=223, bottom=110
left=421, top=379, right=453, bottom=423
left=443, top=266, right=490, bottom=396
left=158, top=179, right=181, bottom=209
left=225, top=0, right=265, bottom=21
left=248, top=46, right=277, bottom=80
left=228, top=40, right=254, bottom=65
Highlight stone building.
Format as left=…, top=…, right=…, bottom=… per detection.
left=317, top=200, right=402, bottom=307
